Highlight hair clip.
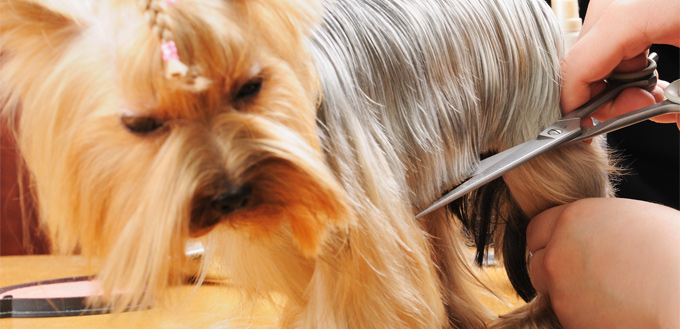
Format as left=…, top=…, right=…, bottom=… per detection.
left=142, top=0, right=188, bottom=79
left=161, top=40, right=188, bottom=79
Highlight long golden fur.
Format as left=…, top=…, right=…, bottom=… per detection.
left=1, top=0, right=614, bottom=328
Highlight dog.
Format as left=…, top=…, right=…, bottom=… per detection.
left=0, top=0, right=615, bottom=328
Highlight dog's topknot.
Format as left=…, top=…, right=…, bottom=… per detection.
left=140, top=0, right=189, bottom=79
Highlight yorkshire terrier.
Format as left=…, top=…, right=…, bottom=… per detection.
left=1, top=0, right=614, bottom=328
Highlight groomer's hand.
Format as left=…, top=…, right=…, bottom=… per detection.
left=560, top=0, right=680, bottom=128
left=527, top=198, right=680, bottom=329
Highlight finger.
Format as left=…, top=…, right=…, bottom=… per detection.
left=563, top=0, right=680, bottom=113
left=560, top=5, right=653, bottom=113
left=578, top=0, right=615, bottom=36
left=591, top=84, right=657, bottom=122
left=562, top=80, right=607, bottom=117
left=653, top=79, right=670, bottom=102
left=598, top=78, right=667, bottom=120
left=528, top=248, right=549, bottom=294
left=526, top=204, right=567, bottom=253
left=583, top=78, right=668, bottom=124
left=649, top=80, right=679, bottom=126
left=650, top=113, right=680, bottom=126
left=568, top=51, right=647, bottom=118
left=580, top=0, right=679, bottom=48
left=612, top=52, right=648, bottom=73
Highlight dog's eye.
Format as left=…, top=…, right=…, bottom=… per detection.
left=234, top=79, right=263, bottom=100
left=121, top=115, right=164, bottom=134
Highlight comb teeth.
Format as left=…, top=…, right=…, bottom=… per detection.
left=552, top=0, right=582, bottom=51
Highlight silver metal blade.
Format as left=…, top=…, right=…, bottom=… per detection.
left=416, top=118, right=581, bottom=218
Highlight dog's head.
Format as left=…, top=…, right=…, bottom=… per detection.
left=1, top=0, right=350, bottom=307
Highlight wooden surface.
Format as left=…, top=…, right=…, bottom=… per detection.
left=0, top=255, right=523, bottom=328
left=0, top=256, right=280, bottom=329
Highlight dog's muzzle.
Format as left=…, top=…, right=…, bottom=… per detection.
left=211, top=185, right=252, bottom=215
left=190, top=184, right=252, bottom=235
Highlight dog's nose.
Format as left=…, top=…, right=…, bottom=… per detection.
left=211, top=185, right=252, bottom=215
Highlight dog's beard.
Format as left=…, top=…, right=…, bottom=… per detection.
left=56, top=112, right=349, bottom=309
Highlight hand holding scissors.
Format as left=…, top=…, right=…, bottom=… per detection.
left=417, top=53, right=680, bottom=218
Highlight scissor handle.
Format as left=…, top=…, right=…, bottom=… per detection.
left=608, top=52, right=658, bottom=82
left=563, top=53, right=658, bottom=121
left=570, top=79, right=680, bottom=142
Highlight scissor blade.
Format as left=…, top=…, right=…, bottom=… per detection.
left=416, top=119, right=582, bottom=218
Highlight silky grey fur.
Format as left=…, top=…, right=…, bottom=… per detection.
left=310, top=0, right=570, bottom=327
left=312, top=0, right=565, bottom=209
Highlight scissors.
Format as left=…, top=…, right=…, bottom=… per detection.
left=417, top=53, right=680, bottom=218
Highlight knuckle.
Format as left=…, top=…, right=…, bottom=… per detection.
left=555, top=200, right=590, bottom=227
left=541, top=247, right=562, bottom=280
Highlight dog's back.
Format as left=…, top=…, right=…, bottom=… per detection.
left=312, top=0, right=613, bottom=327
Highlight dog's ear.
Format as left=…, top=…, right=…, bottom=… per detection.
left=0, top=0, right=83, bottom=69
left=0, top=0, right=82, bottom=41
left=0, top=0, right=85, bottom=117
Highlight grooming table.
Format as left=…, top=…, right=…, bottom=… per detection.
left=0, top=255, right=522, bottom=328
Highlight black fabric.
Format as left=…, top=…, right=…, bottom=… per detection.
left=607, top=44, right=679, bottom=209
